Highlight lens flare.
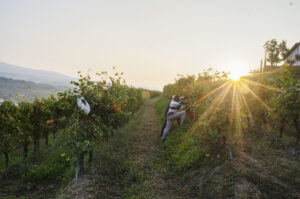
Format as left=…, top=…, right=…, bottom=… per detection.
left=228, top=69, right=248, bottom=81
left=229, top=74, right=241, bottom=81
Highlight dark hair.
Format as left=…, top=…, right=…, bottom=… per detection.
left=173, top=95, right=179, bottom=101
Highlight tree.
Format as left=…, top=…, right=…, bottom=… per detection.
left=278, top=40, right=289, bottom=60
left=263, top=39, right=290, bottom=68
left=264, top=39, right=280, bottom=67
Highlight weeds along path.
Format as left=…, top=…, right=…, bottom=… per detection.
left=61, top=98, right=187, bottom=199
left=122, top=97, right=187, bottom=199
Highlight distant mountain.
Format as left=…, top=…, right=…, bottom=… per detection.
left=0, top=61, right=75, bottom=87
left=0, top=76, right=69, bottom=102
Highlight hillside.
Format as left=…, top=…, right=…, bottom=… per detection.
left=0, top=61, right=75, bottom=87
left=0, top=76, right=69, bottom=101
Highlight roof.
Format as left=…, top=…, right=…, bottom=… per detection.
left=285, top=42, right=300, bottom=59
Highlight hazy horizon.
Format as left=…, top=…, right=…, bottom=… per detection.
left=1, top=0, right=299, bottom=90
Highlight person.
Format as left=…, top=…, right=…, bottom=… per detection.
left=177, top=96, right=187, bottom=123
left=161, top=95, right=186, bottom=141
left=160, top=96, right=174, bottom=136
left=160, top=96, right=187, bottom=136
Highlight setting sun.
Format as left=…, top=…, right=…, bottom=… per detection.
left=225, top=62, right=250, bottom=82
left=228, top=72, right=245, bottom=81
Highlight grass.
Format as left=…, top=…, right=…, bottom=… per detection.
left=1, top=98, right=149, bottom=199
left=155, top=96, right=235, bottom=198
left=155, top=96, right=169, bottom=124
left=156, top=96, right=227, bottom=172
left=2, top=96, right=299, bottom=198
left=91, top=97, right=190, bottom=199
left=155, top=96, right=300, bottom=198
left=89, top=101, right=148, bottom=199
left=0, top=132, right=78, bottom=199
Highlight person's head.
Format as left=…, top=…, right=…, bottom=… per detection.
left=173, top=95, right=179, bottom=102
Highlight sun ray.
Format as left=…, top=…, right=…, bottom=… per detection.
left=190, top=82, right=232, bottom=132
left=230, top=82, right=237, bottom=123
left=241, top=78, right=283, bottom=93
left=237, top=84, right=251, bottom=114
left=186, top=81, right=230, bottom=110
left=227, top=82, right=238, bottom=136
left=205, top=81, right=233, bottom=123
left=237, top=83, right=255, bottom=129
left=247, top=68, right=282, bottom=78
left=215, top=81, right=233, bottom=109
left=190, top=92, right=225, bottom=131
left=185, top=80, right=230, bottom=111
left=239, top=81, right=273, bottom=112
left=234, top=90, right=244, bottom=149
left=189, top=77, right=277, bottom=136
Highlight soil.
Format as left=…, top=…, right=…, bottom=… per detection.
left=61, top=98, right=188, bottom=199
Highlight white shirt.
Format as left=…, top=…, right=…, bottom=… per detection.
left=167, top=100, right=181, bottom=114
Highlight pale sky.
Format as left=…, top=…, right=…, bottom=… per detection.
left=0, top=0, right=299, bottom=90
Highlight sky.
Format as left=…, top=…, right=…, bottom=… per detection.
left=0, top=0, right=299, bottom=90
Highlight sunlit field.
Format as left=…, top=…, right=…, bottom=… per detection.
left=1, top=0, right=300, bottom=198
left=160, top=66, right=300, bottom=198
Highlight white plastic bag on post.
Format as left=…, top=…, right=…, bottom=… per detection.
left=77, top=97, right=90, bottom=115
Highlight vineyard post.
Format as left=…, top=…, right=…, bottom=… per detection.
left=294, top=118, right=299, bottom=144
left=88, top=150, right=93, bottom=163
left=279, top=118, right=285, bottom=138
left=45, top=130, right=49, bottom=146
left=78, top=152, right=85, bottom=174
left=23, top=145, right=28, bottom=160
left=3, top=152, right=8, bottom=168
left=79, top=116, right=87, bottom=174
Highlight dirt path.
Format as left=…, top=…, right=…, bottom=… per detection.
left=124, top=98, right=187, bottom=199
left=61, top=98, right=187, bottom=199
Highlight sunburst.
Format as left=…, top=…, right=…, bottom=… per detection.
left=189, top=73, right=281, bottom=140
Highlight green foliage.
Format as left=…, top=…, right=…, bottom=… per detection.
left=16, top=101, right=33, bottom=146
left=160, top=66, right=299, bottom=172
left=163, top=68, right=229, bottom=99
left=63, top=71, right=143, bottom=162
left=0, top=69, right=143, bottom=176
left=263, top=39, right=288, bottom=67
left=163, top=126, right=205, bottom=171
left=155, top=96, right=170, bottom=123
left=0, top=101, right=18, bottom=161
left=156, top=96, right=227, bottom=172
left=24, top=154, right=70, bottom=182
left=270, top=65, right=300, bottom=142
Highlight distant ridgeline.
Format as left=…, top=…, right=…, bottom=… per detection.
left=0, top=61, right=75, bottom=87
left=0, top=76, right=69, bottom=102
